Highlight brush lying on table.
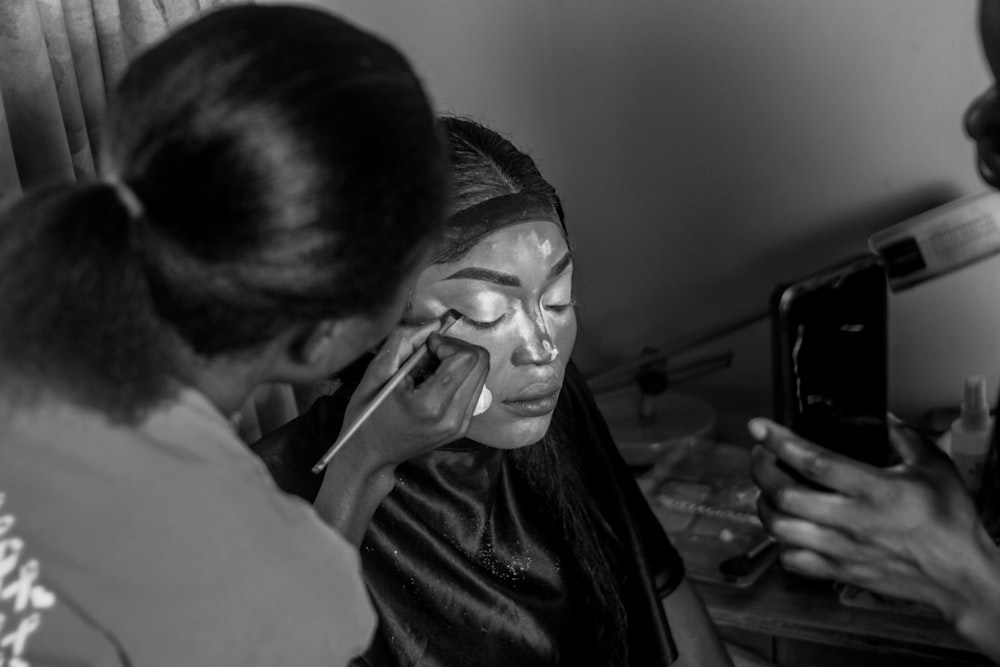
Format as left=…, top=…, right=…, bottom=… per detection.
left=718, top=536, right=777, bottom=578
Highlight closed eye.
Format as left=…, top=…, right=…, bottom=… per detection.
left=463, top=315, right=505, bottom=330
left=544, top=296, right=577, bottom=313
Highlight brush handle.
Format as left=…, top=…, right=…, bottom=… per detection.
left=312, top=312, right=460, bottom=473
left=718, top=536, right=778, bottom=578
left=745, top=535, right=777, bottom=559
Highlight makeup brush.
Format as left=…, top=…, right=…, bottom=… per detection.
left=718, top=536, right=778, bottom=578
left=312, top=310, right=462, bottom=474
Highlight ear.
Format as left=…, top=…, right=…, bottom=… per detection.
left=268, top=317, right=378, bottom=385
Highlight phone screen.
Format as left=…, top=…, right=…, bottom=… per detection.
left=771, top=256, right=893, bottom=467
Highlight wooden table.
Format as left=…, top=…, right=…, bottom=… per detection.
left=630, top=383, right=997, bottom=665
left=695, top=566, right=993, bottom=666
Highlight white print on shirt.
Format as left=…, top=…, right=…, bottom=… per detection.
left=0, top=493, right=56, bottom=667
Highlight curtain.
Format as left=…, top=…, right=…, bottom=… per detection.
left=0, top=0, right=319, bottom=441
left=0, top=0, right=248, bottom=199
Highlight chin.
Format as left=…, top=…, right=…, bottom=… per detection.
left=467, top=413, right=555, bottom=450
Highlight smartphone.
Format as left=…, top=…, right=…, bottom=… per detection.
left=771, top=255, right=894, bottom=468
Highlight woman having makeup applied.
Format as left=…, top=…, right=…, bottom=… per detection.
left=253, top=117, right=733, bottom=666
left=0, top=7, right=488, bottom=665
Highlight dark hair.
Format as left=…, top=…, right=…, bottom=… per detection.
left=0, top=6, right=447, bottom=421
left=438, top=117, right=627, bottom=664
left=435, top=116, right=565, bottom=263
left=510, top=421, right=628, bottom=665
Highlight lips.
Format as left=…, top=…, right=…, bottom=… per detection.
left=502, top=383, right=561, bottom=418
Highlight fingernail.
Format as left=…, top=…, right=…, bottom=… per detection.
left=782, top=439, right=810, bottom=460
left=771, top=519, right=794, bottom=538
left=747, top=419, right=768, bottom=441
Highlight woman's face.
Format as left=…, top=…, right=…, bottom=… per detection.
left=407, top=220, right=577, bottom=449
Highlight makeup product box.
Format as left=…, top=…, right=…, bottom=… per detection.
left=870, top=191, right=1000, bottom=420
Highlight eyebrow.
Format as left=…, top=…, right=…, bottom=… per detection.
left=443, top=252, right=572, bottom=287
left=443, top=267, right=520, bottom=286
left=548, top=252, right=572, bottom=279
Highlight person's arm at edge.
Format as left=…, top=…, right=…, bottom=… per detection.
left=750, top=418, right=1000, bottom=662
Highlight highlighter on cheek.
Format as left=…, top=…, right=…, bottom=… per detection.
left=474, top=386, right=492, bottom=416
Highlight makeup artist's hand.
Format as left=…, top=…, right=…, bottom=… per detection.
left=313, top=322, right=488, bottom=545
left=313, top=322, right=490, bottom=546
left=342, top=321, right=490, bottom=468
left=749, top=418, right=1000, bottom=660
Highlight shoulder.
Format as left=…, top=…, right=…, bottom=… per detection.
left=0, top=396, right=374, bottom=665
left=248, top=509, right=376, bottom=663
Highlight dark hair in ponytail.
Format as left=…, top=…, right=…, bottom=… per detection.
left=0, top=6, right=447, bottom=422
left=437, top=117, right=628, bottom=665
left=0, top=184, right=174, bottom=417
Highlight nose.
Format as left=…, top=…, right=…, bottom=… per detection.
left=511, top=311, right=558, bottom=367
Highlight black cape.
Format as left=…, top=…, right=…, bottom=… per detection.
left=252, top=362, right=683, bottom=665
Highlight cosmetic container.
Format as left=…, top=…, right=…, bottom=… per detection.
left=948, top=375, right=993, bottom=496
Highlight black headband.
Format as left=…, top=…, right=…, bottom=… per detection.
left=432, top=192, right=563, bottom=263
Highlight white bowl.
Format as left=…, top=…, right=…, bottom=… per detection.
left=596, top=390, right=717, bottom=467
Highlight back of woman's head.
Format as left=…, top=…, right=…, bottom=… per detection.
left=435, top=117, right=564, bottom=263
left=0, top=5, right=447, bottom=420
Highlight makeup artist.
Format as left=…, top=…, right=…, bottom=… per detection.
left=0, top=5, right=487, bottom=666
left=749, top=3, right=1000, bottom=661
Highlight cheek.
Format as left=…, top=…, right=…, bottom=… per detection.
left=449, top=308, right=577, bottom=400
left=550, top=311, right=578, bottom=358
left=443, top=329, right=511, bottom=393
left=463, top=311, right=578, bottom=449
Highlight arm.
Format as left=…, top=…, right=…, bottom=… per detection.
left=660, top=578, right=734, bottom=667
left=313, top=326, right=489, bottom=545
left=662, top=581, right=774, bottom=667
left=749, top=417, right=1000, bottom=662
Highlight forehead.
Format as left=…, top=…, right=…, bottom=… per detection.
left=419, top=220, right=568, bottom=284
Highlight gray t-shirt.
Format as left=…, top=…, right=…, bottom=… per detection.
left=0, top=389, right=374, bottom=666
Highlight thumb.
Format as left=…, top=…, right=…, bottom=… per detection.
left=887, top=415, right=943, bottom=466
left=426, top=331, right=485, bottom=361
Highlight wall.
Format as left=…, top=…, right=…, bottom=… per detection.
left=277, top=0, right=993, bottom=411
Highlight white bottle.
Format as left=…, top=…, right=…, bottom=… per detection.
left=949, top=375, right=994, bottom=496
